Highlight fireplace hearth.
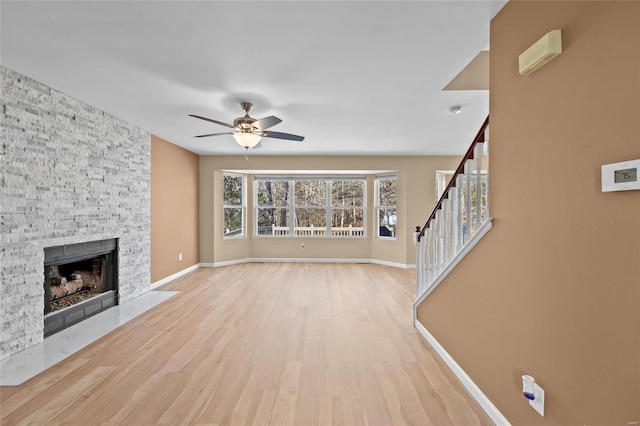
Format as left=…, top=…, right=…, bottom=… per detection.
left=44, top=239, right=118, bottom=337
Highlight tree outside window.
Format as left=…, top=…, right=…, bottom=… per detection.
left=295, top=180, right=327, bottom=230
left=376, top=176, right=397, bottom=238
left=331, top=180, right=364, bottom=235
left=223, top=174, right=245, bottom=238
left=256, top=179, right=290, bottom=235
left=255, top=178, right=365, bottom=237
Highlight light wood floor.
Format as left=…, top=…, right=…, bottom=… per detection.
left=0, top=263, right=492, bottom=426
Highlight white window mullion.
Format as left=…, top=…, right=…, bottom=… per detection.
left=253, top=179, right=258, bottom=236
left=326, top=181, right=331, bottom=237
left=289, top=180, right=295, bottom=236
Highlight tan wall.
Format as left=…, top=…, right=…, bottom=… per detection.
left=199, top=155, right=461, bottom=266
left=150, top=135, right=200, bottom=282
left=418, top=1, right=640, bottom=424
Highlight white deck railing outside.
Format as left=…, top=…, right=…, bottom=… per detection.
left=271, top=224, right=364, bottom=237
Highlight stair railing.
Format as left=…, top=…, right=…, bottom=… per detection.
left=415, top=116, right=490, bottom=299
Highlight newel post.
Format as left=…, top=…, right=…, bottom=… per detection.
left=414, top=226, right=423, bottom=297
left=413, top=226, right=421, bottom=244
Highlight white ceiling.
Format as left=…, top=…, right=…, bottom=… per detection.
left=0, top=1, right=505, bottom=156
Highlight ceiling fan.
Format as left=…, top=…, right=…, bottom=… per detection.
left=189, top=102, right=305, bottom=150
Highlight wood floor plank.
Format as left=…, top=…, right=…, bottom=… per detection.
left=251, top=389, right=277, bottom=426
left=0, top=356, right=92, bottom=418
left=0, top=263, right=492, bottom=425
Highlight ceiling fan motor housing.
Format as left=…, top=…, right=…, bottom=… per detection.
left=233, top=116, right=257, bottom=131
left=234, top=102, right=257, bottom=132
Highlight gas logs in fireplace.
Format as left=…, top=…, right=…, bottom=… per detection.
left=44, top=239, right=119, bottom=337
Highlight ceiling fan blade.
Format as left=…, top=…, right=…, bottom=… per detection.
left=189, top=114, right=235, bottom=129
left=253, top=116, right=282, bottom=131
left=261, top=131, right=305, bottom=141
left=194, top=132, right=234, bottom=138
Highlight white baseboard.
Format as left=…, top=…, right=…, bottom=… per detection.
left=371, top=259, right=414, bottom=269
left=150, top=264, right=200, bottom=289
left=250, top=257, right=371, bottom=264
left=414, top=320, right=511, bottom=426
left=206, top=258, right=251, bottom=268
left=200, top=258, right=411, bottom=268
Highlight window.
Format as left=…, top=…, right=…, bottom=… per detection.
left=255, top=178, right=365, bottom=237
left=256, top=179, right=291, bottom=236
left=436, top=171, right=454, bottom=201
left=376, top=176, right=397, bottom=238
left=223, top=173, right=245, bottom=238
left=295, top=180, right=327, bottom=235
left=330, top=180, right=365, bottom=236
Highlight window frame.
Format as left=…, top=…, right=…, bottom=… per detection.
left=329, top=179, right=366, bottom=238
left=222, top=173, right=246, bottom=239
left=254, top=177, right=292, bottom=237
left=254, top=177, right=366, bottom=238
left=375, top=175, right=397, bottom=240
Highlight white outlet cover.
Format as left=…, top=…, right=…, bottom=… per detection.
left=530, top=383, right=544, bottom=416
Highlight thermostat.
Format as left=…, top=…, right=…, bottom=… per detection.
left=602, top=159, right=640, bottom=192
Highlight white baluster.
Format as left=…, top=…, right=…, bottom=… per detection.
left=426, top=227, right=434, bottom=284
left=464, top=159, right=473, bottom=238
left=456, top=174, right=466, bottom=247
left=481, top=132, right=489, bottom=222
left=449, top=187, right=459, bottom=256
left=474, top=143, right=483, bottom=231
left=422, top=228, right=429, bottom=287
left=433, top=210, right=441, bottom=276
left=442, top=199, right=450, bottom=264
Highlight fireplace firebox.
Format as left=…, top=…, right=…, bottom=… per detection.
left=44, top=238, right=118, bottom=337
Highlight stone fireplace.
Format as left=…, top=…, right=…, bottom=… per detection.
left=1, top=66, right=151, bottom=359
left=44, top=239, right=119, bottom=337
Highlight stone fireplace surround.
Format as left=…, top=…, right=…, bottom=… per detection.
left=0, top=66, right=151, bottom=359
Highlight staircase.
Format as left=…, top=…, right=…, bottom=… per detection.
left=414, top=116, right=492, bottom=304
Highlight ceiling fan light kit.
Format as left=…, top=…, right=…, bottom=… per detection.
left=190, top=102, right=304, bottom=150
left=233, top=132, right=261, bottom=148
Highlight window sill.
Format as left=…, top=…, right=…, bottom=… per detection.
left=223, top=235, right=245, bottom=240
left=254, top=235, right=367, bottom=239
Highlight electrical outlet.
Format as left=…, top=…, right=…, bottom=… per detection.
left=300, top=243, right=305, bottom=249
left=178, top=252, right=183, bottom=261
left=529, top=383, right=544, bottom=416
